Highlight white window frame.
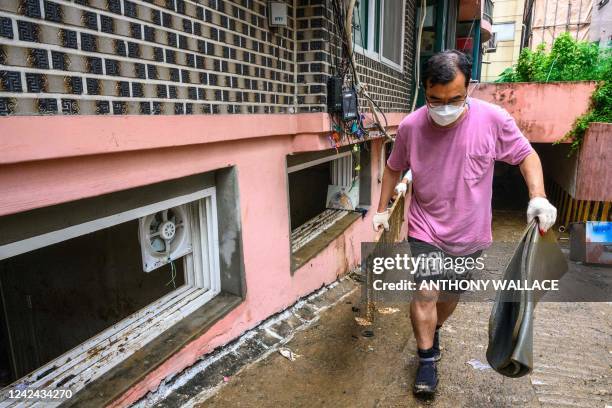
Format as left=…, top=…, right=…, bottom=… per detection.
left=353, top=0, right=406, bottom=72
left=287, top=151, right=352, bottom=174
left=0, top=188, right=221, bottom=404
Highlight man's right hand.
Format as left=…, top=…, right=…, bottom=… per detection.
left=373, top=210, right=390, bottom=232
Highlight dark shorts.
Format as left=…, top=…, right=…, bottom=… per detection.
left=407, top=237, right=483, bottom=294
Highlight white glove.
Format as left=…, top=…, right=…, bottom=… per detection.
left=373, top=210, right=390, bottom=232
left=394, top=182, right=407, bottom=195
left=527, top=197, right=557, bottom=232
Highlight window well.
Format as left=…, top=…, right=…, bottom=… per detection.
left=287, top=143, right=371, bottom=271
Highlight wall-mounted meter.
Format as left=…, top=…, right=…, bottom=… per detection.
left=268, top=2, right=288, bottom=27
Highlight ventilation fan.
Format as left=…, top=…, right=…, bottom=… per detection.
left=139, top=205, right=193, bottom=272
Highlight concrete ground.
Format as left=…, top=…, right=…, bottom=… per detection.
left=197, top=211, right=611, bottom=408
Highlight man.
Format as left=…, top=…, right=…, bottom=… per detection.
left=372, top=50, right=557, bottom=397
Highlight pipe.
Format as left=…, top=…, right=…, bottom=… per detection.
left=542, top=0, right=549, bottom=46
left=411, top=0, right=427, bottom=112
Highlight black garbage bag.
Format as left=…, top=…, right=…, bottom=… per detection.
left=486, top=220, right=568, bottom=377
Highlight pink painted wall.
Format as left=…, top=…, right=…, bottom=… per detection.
left=575, top=123, right=612, bottom=201
left=0, top=112, right=406, bottom=407
left=0, top=113, right=405, bottom=216
left=470, top=81, right=597, bottom=143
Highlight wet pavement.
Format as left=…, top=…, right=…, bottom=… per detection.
left=195, top=211, right=611, bottom=408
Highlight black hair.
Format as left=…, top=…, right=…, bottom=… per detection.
left=422, top=50, right=472, bottom=88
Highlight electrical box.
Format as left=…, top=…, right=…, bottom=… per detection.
left=570, top=221, right=612, bottom=264
left=342, top=89, right=358, bottom=121
left=268, top=2, right=288, bottom=27
left=327, top=76, right=343, bottom=113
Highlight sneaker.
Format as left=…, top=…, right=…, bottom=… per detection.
left=413, top=360, right=438, bottom=397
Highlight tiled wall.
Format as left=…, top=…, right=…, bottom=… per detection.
left=0, top=0, right=416, bottom=116
left=294, top=0, right=416, bottom=113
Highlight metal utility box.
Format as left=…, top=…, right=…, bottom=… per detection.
left=569, top=221, right=612, bottom=265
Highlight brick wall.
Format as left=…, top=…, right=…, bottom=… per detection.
left=0, top=0, right=416, bottom=116
left=295, top=0, right=417, bottom=113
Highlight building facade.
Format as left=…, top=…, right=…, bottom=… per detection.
left=0, top=0, right=490, bottom=405
left=481, top=0, right=524, bottom=81
left=590, top=0, right=612, bottom=46
left=522, top=0, right=592, bottom=49
left=0, top=0, right=417, bottom=406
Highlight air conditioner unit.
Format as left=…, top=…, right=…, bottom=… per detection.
left=139, top=205, right=193, bottom=272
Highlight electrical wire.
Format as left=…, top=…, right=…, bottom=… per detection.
left=166, top=259, right=177, bottom=288
left=334, top=0, right=391, bottom=142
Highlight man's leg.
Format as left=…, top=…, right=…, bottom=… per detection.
left=410, top=289, right=439, bottom=349
left=431, top=294, right=460, bottom=361
left=436, top=294, right=459, bottom=326
left=410, top=289, right=439, bottom=397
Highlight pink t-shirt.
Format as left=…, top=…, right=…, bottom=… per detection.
left=387, top=98, right=533, bottom=255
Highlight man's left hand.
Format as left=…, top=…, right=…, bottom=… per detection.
left=394, top=182, right=407, bottom=195
left=527, top=197, right=557, bottom=232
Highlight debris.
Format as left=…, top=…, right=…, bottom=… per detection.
left=279, top=347, right=300, bottom=361
left=531, top=379, right=546, bottom=385
left=223, top=376, right=230, bottom=382
left=354, top=317, right=372, bottom=326
left=349, top=271, right=366, bottom=283
left=362, top=330, right=374, bottom=338
left=377, top=307, right=400, bottom=314
left=466, top=359, right=491, bottom=370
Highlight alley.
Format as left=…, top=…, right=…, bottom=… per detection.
left=196, top=212, right=611, bottom=408
left=201, top=298, right=610, bottom=407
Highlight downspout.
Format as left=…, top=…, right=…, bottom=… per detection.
left=542, top=0, right=548, bottom=46
left=472, top=22, right=481, bottom=80
left=411, top=0, right=427, bottom=112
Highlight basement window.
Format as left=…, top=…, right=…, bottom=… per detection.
left=0, top=170, right=244, bottom=402
left=287, top=144, right=371, bottom=271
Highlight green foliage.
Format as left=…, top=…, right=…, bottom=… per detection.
left=496, top=33, right=611, bottom=154
left=496, top=33, right=609, bottom=83
left=562, top=76, right=612, bottom=156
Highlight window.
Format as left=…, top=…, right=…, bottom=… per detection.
left=353, top=0, right=406, bottom=70
left=492, top=22, right=515, bottom=42
left=0, top=186, right=222, bottom=397
left=381, top=0, right=403, bottom=66
left=287, top=144, right=371, bottom=271
left=354, top=0, right=368, bottom=47
left=288, top=151, right=357, bottom=252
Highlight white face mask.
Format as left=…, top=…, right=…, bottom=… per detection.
left=428, top=102, right=466, bottom=127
